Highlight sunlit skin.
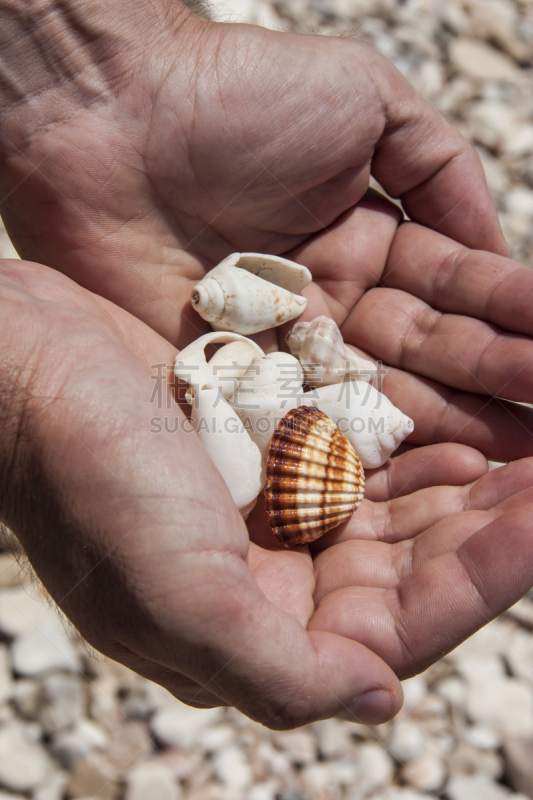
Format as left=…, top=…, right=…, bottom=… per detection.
left=1, top=0, right=533, bottom=728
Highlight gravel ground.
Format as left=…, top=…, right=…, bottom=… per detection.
left=0, top=1, right=532, bottom=799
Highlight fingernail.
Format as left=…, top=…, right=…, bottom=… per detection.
left=338, top=689, right=394, bottom=725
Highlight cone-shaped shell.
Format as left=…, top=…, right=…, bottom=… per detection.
left=265, top=407, right=365, bottom=547
left=287, top=317, right=376, bottom=386
left=190, top=253, right=311, bottom=336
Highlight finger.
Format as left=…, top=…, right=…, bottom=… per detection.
left=371, top=57, right=507, bottom=255
left=377, top=366, right=533, bottom=462
left=247, top=541, right=316, bottom=628
left=313, top=539, right=400, bottom=603
left=345, top=285, right=533, bottom=401
left=105, top=642, right=226, bottom=708
left=364, top=443, right=488, bottom=502
left=313, top=464, right=533, bottom=602
left=316, top=458, right=533, bottom=550
left=382, top=223, right=533, bottom=336
left=311, top=503, right=533, bottom=678
left=286, top=191, right=402, bottom=324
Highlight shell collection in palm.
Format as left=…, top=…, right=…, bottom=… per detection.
left=176, top=252, right=413, bottom=547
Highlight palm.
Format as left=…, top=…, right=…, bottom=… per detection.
left=0, top=21, right=505, bottom=350
left=247, top=456, right=533, bottom=684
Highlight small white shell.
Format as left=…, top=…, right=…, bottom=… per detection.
left=287, top=317, right=376, bottom=386
left=191, top=253, right=311, bottom=335
left=191, top=388, right=263, bottom=518
left=174, top=332, right=264, bottom=404
left=307, top=381, right=414, bottom=469
left=215, top=252, right=312, bottom=293
left=230, top=353, right=304, bottom=482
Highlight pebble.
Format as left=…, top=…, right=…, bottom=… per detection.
left=388, top=720, right=424, bottom=762
left=399, top=675, right=428, bottom=710
left=254, top=741, right=292, bottom=779
left=151, top=696, right=223, bottom=748
left=354, top=742, right=395, bottom=796
left=447, top=742, right=503, bottom=780
left=0, top=553, right=27, bottom=588
left=463, top=726, right=502, bottom=751
left=456, top=654, right=505, bottom=683
left=105, top=720, right=152, bottom=772
left=0, top=723, right=55, bottom=792
left=435, top=676, right=467, bottom=710
left=272, top=730, right=317, bottom=764
left=247, top=781, right=279, bottom=800
left=0, top=586, right=49, bottom=638
left=466, top=677, right=533, bottom=737
left=314, top=719, right=353, bottom=759
left=448, top=38, right=518, bottom=81
left=11, top=615, right=81, bottom=676
left=503, top=737, right=533, bottom=797
left=154, top=749, right=202, bottom=781
left=32, top=771, right=69, bottom=800
left=377, top=791, right=436, bottom=800
left=66, top=754, right=120, bottom=800
left=301, top=762, right=337, bottom=795
left=125, top=761, right=182, bottom=800
left=0, top=645, right=12, bottom=704
left=446, top=774, right=527, bottom=800
left=198, top=723, right=236, bottom=753
left=51, top=719, right=109, bottom=769
left=212, top=744, right=253, bottom=790
left=11, top=677, right=40, bottom=718
left=89, top=675, right=123, bottom=727
left=401, top=751, right=446, bottom=792
left=38, top=673, right=85, bottom=733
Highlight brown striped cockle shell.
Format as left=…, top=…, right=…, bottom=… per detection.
left=265, top=406, right=365, bottom=547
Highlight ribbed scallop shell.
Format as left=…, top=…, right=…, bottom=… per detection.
left=265, top=406, right=365, bottom=547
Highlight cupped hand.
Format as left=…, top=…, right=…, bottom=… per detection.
left=0, top=257, right=403, bottom=727
left=2, top=193, right=533, bottom=727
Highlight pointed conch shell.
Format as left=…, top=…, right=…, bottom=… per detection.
left=191, top=388, right=263, bottom=518
left=230, top=353, right=304, bottom=482
left=191, top=253, right=312, bottom=335
left=174, top=332, right=264, bottom=404
left=265, top=406, right=365, bottom=547
left=287, top=317, right=376, bottom=386
left=307, top=382, right=414, bottom=469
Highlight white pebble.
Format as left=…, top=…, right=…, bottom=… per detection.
left=0, top=723, right=54, bottom=792
left=125, top=761, right=182, bottom=800
left=11, top=616, right=81, bottom=676
left=212, top=745, right=253, bottom=790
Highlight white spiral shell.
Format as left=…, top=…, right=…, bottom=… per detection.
left=191, top=253, right=312, bottom=335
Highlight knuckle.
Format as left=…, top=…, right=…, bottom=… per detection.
left=260, top=692, right=316, bottom=731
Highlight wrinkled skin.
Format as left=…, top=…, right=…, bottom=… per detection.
left=1, top=0, right=533, bottom=728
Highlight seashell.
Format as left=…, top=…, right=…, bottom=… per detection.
left=191, top=388, right=263, bottom=518
left=191, top=253, right=312, bottom=335
left=308, top=382, right=414, bottom=469
left=265, top=406, right=365, bottom=547
left=287, top=317, right=376, bottom=386
left=213, top=252, right=312, bottom=294
left=230, top=353, right=304, bottom=482
left=174, top=332, right=264, bottom=404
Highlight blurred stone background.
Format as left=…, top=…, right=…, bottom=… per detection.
left=0, top=0, right=532, bottom=798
